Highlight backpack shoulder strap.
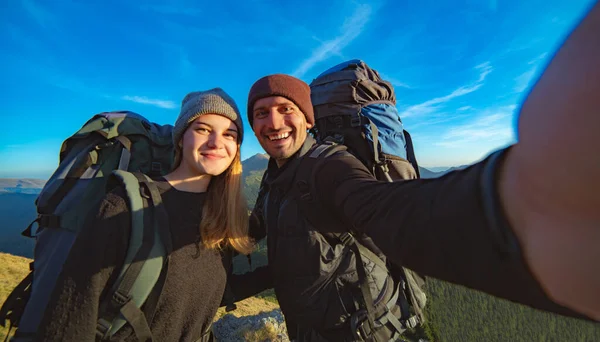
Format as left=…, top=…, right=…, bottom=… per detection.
left=295, top=142, right=353, bottom=230
left=403, top=129, right=420, bottom=179
left=96, top=171, right=171, bottom=341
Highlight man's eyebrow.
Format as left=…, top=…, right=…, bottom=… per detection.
left=254, top=101, right=296, bottom=111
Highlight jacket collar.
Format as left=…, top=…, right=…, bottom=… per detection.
left=264, top=135, right=317, bottom=187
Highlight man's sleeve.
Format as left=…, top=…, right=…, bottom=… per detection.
left=228, top=266, right=274, bottom=302
left=226, top=176, right=273, bottom=303
left=314, top=149, right=589, bottom=320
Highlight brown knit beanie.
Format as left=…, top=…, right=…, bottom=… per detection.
left=247, top=74, right=314, bottom=128
left=173, top=88, right=244, bottom=146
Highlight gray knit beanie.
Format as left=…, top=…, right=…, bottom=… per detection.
left=173, top=88, right=244, bottom=146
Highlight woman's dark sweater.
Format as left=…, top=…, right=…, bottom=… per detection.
left=35, top=179, right=262, bottom=342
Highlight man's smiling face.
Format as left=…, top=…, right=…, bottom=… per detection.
left=252, top=96, right=313, bottom=166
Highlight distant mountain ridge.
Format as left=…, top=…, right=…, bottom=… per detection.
left=0, top=179, right=46, bottom=194
left=242, top=153, right=269, bottom=175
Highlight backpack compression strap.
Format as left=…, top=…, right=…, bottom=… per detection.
left=96, top=171, right=170, bottom=341
left=365, top=118, right=393, bottom=183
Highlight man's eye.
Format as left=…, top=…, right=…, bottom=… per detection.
left=283, top=106, right=294, bottom=113
left=224, top=133, right=237, bottom=140
left=196, top=127, right=209, bottom=133
left=255, top=110, right=267, bottom=118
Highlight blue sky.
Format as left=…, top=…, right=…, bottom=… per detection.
left=0, top=0, right=595, bottom=179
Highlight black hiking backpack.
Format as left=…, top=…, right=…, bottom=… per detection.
left=0, top=111, right=176, bottom=341
left=304, top=60, right=427, bottom=340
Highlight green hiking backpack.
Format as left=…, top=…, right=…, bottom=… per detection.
left=0, top=111, right=174, bottom=341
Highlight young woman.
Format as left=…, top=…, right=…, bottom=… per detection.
left=35, top=88, right=257, bottom=342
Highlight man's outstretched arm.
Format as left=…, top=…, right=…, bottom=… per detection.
left=498, top=0, right=600, bottom=320
left=315, top=1, right=599, bottom=321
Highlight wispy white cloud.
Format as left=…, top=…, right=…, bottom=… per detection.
left=528, top=52, right=548, bottom=65
left=121, top=96, right=177, bottom=109
left=435, top=105, right=516, bottom=148
left=514, top=53, right=547, bottom=93
left=292, top=4, right=373, bottom=78
left=378, top=72, right=411, bottom=89
left=513, top=67, right=537, bottom=93
left=406, top=112, right=471, bottom=130
left=400, top=62, right=493, bottom=118
left=457, top=106, right=472, bottom=111
left=474, top=61, right=493, bottom=82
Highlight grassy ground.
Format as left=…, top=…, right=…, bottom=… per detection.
left=214, top=296, right=279, bottom=321
left=0, top=253, right=31, bottom=340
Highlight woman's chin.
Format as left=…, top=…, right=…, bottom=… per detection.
left=199, top=164, right=228, bottom=177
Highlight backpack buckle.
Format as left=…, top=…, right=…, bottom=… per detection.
left=404, top=315, right=419, bottom=329
left=350, top=309, right=369, bottom=341
left=112, top=290, right=131, bottom=306
left=339, top=232, right=355, bottom=246
left=96, top=318, right=112, bottom=339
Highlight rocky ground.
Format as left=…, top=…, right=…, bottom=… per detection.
left=213, top=297, right=288, bottom=341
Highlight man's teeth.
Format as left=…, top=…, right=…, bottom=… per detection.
left=268, top=132, right=290, bottom=141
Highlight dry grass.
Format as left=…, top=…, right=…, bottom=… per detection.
left=0, top=253, right=32, bottom=340
left=214, top=296, right=280, bottom=321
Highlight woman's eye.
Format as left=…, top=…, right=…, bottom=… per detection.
left=196, top=127, right=209, bottom=133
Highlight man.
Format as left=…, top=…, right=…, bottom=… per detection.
left=246, top=2, right=599, bottom=340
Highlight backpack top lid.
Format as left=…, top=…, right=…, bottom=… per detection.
left=309, top=59, right=396, bottom=113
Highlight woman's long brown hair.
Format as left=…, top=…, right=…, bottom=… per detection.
left=173, top=144, right=254, bottom=255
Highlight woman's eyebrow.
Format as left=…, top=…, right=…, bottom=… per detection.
left=193, top=121, right=210, bottom=127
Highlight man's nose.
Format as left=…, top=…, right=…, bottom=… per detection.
left=265, top=109, right=284, bottom=130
